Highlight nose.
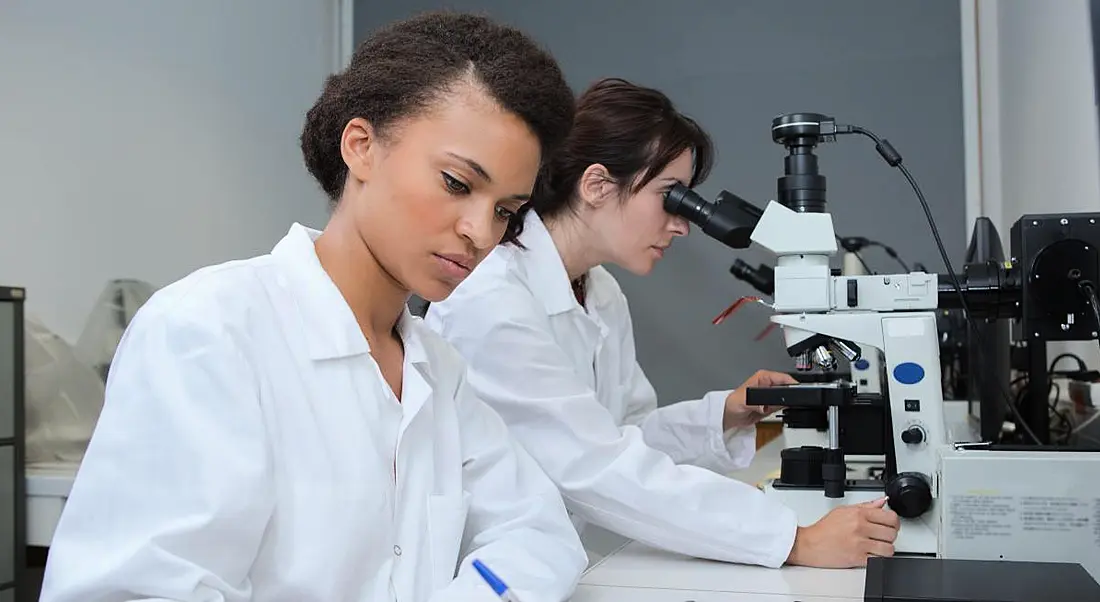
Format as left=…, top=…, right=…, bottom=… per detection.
left=455, top=202, right=498, bottom=251
left=670, top=214, right=690, bottom=237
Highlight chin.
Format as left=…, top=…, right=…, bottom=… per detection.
left=624, top=258, right=658, bottom=276
left=411, top=279, right=461, bottom=304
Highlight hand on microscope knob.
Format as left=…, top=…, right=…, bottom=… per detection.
left=785, top=497, right=900, bottom=569
left=723, top=370, right=798, bottom=431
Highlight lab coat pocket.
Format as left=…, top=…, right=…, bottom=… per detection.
left=427, top=491, right=472, bottom=588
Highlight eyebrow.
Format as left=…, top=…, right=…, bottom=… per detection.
left=447, top=152, right=492, bottom=183
left=447, top=151, right=531, bottom=201
left=658, top=176, right=685, bottom=185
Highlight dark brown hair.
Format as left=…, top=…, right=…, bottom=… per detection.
left=300, top=11, right=575, bottom=205
left=503, top=77, right=714, bottom=244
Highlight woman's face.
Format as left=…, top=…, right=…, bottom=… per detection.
left=340, top=82, right=542, bottom=302
left=596, top=149, right=694, bottom=276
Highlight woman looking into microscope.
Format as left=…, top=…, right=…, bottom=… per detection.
left=425, top=77, right=901, bottom=569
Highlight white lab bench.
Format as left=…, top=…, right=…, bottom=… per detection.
left=573, top=542, right=864, bottom=601
left=572, top=433, right=867, bottom=601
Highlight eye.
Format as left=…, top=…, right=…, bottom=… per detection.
left=494, top=205, right=517, bottom=221
left=442, top=172, right=470, bottom=195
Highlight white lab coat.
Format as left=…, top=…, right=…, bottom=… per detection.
left=425, top=211, right=798, bottom=568
left=40, top=223, right=587, bottom=602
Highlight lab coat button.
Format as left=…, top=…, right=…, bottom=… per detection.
left=393, top=545, right=402, bottom=556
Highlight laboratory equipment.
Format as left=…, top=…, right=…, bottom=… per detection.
left=664, top=111, right=1100, bottom=580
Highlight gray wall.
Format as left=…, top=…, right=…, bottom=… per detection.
left=1093, top=0, right=1100, bottom=104
left=358, top=1, right=966, bottom=404
left=0, top=0, right=335, bottom=344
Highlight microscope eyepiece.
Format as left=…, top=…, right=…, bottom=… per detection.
left=663, top=183, right=762, bottom=250
left=663, top=183, right=713, bottom=226
left=729, top=259, right=775, bottom=296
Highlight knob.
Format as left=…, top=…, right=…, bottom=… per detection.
left=901, top=426, right=925, bottom=445
left=885, top=472, right=932, bottom=518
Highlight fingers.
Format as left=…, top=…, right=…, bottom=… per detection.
left=862, top=523, right=898, bottom=544
left=755, top=369, right=798, bottom=386
left=859, top=496, right=889, bottom=509
left=865, top=540, right=895, bottom=558
left=865, top=507, right=901, bottom=529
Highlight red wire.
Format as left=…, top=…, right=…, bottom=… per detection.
left=754, top=322, right=778, bottom=341
left=712, top=296, right=761, bottom=325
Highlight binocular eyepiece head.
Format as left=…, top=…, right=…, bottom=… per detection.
left=662, top=183, right=763, bottom=250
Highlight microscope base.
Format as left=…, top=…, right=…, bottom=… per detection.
left=760, top=480, right=939, bottom=555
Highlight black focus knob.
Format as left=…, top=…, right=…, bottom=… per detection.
left=901, top=426, right=925, bottom=445
left=886, top=472, right=932, bottom=519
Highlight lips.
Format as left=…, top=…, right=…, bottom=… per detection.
left=437, top=253, right=474, bottom=272
left=433, top=252, right=475, bottom=283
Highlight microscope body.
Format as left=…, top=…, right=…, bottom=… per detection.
left=748, top=200, right=946, bottom=555
left=780, top=249, right=887, bottom=473
left=842, top=251, right=885, bottom=397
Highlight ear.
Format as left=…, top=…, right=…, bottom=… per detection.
left=340, top=117, right=380, bottom=184
left=577, top=163, right=618, bottom=209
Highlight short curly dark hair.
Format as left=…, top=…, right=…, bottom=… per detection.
left=300, top=11, right=576, bottom=204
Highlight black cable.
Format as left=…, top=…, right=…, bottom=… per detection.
left=1048, top=353, right=1099, bottom=382
left=1013, top=378, right=1071, bottom=446
left=866, top=240, right=911, bottom=272
left=1048, top=382, right=1072, bottom=445
left=838, top=236, right=909, bottom=273
left=845, top=124, right=1044, bottom=445
left=1050, top=352, right=1088, bottom=373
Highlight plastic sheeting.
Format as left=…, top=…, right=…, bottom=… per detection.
left=24, top=279, right=155, bottom=468
left=24, top=315, right=104, bottom=468
left=75, top=279, right=155, bottom=383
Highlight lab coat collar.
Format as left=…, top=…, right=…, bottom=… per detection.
left=517, top=211, right=616, bottom=316
left=270, top=223, right=430, bottom=367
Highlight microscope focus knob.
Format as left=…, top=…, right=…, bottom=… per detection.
left=901, top=426, right=925, bottom=445
left=885, top=472, right=933, bottom=519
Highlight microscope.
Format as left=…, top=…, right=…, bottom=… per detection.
left=667, top=113, right=945, bottom=553
left=665, top=112, right=1100, bottom=577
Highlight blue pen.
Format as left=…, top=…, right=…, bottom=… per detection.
left=472, top=559, right=523, bottom=602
